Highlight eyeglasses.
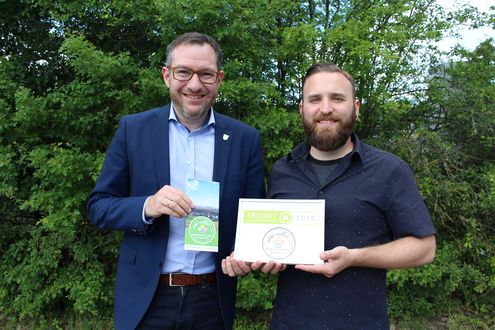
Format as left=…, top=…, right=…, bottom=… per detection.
left=169, top=67, right=219, bottom=84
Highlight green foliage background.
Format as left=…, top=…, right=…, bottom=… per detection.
left=0, top=0, right=494, bottom=328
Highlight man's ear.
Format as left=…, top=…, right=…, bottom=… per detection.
left=354, top=98, right=361, bottom=119
left=216, top=71, right=225, bottom=86
left=162, top=67, right=171, bottom=88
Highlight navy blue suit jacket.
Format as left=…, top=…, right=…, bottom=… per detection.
left=88, top=104, right=265, bottom=330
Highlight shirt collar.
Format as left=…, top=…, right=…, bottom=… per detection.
left=169, top=102, right=216, bottom=129
left=350, top=133, right=363, bottom=162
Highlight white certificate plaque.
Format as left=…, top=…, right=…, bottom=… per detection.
left=234, top=198, right=325, bottom=265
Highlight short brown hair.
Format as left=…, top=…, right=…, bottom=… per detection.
left=165, top=32, right=223, bottom=70
left=302, top=62, right=356, bottom=99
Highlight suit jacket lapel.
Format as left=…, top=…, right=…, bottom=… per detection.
left=151, top=104, right=171, bottom=189
left=213, top=113, right=232, bottom=200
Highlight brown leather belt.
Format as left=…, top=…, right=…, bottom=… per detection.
left=160, top=273, right=216, bottom=287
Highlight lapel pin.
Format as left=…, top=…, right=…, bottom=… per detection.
left=223, top=134, right=230, bottom=141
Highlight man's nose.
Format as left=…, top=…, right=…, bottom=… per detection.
left=186, top=73, right=203, bottom=90
left=320, top=99, right=333, bottom=114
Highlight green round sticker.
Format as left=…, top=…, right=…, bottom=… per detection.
left=188, top=216, right=216, bottom=244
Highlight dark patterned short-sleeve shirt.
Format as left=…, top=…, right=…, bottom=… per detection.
left=268, top=133, right=436, bottom=330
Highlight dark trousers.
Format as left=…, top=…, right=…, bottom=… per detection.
left=136, top=281, right=225, bottom=330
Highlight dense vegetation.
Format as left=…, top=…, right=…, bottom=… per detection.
left=1, top=0, right=494, bottom=328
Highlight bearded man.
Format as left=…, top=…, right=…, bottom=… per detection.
left=222, top=62, right=436, bottom=329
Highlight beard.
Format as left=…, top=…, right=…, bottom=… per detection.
left=302, top=106, right=357, bottom=151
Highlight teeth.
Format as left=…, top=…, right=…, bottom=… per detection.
left=186, top=94, right=203, bottom=99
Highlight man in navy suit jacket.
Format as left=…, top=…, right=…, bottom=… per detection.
left=88, top=32, right=265, bottom=330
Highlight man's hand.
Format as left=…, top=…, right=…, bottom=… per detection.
left=295, top=236, right=436, bottom=277
left=145, top=185, right=193, bottom=219
left=221, top=253, right=288, bottom=276
left=295, top=246, right=352, bottom=277
left=251, top=260, right=287, bottom=274
left=221, top=252, right=252, bottom=277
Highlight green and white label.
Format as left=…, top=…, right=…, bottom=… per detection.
left=184, top=179, right=220, bottom=252
left=244, top=210, right=292, bottom=224
left=187, top=216, right=216, bottom=244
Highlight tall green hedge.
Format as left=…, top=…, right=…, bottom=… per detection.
left=0, top=0, right=493, bottom=326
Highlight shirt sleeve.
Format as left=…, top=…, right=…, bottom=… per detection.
left=142, top=196, right=155, bottom=225
left=386, top=160, right=436, bottom=238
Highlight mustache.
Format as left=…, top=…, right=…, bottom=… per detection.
left=313, top=114, right=340, bottom=122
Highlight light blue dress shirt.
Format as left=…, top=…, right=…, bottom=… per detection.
left=161, top=105, right=216, bottom=274
left=142, top=104, right=216, bottom=274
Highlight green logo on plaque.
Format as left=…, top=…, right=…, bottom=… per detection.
left=279, top=212, right=292, bottom=223
left=188, top=216, right=216, bottom=244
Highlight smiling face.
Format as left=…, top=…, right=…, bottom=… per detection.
left=162, top=43, right=224, bottom=130
left=300, top=71, right=360, bottom=156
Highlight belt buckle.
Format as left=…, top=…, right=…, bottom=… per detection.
left=168, top=274, right=181, bottom=287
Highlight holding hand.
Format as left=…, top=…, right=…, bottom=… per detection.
left=145, top=185, right=193, bottom=219
left=221, top=252, right=288, bottom=277
left=251, top=260, right=287, bottom=274
left=221, top=252, right=252, bottom=277
left=295, top=246, right=353, bottom=277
